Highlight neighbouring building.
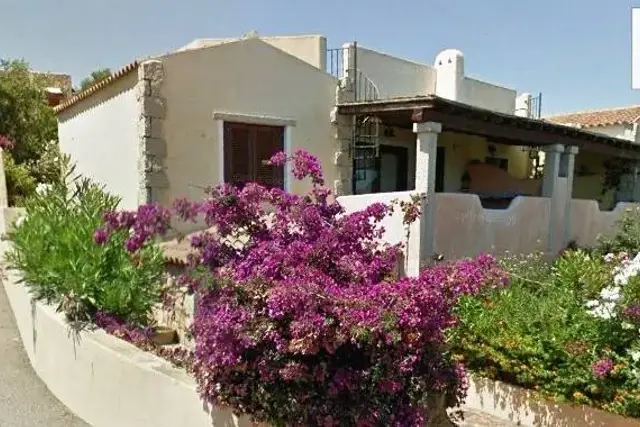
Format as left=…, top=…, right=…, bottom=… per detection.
left=33, top=72, right=73, bottom=107
left=547, top=106, right=640, bottom=208
left=54, top=33, right=640, bottom=272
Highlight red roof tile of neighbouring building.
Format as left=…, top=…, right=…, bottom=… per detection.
left=547, top=105, right=640, bottom=128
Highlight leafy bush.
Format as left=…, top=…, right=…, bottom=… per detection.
left=451, top=249, right=640, bottom=417
left=0, top=59, right=63, bottom=206
left=98, top=150, right=507, bottom=426
left=5, top=169, right=165, bottom=326
left=596, top=207, right=640, bottom=255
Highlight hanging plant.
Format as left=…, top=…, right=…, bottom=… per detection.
left=602, top=158, right=635, bottom=195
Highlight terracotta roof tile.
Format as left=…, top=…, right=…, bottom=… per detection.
left=53, top=61, right=139, bottom=114
left=546, top=105, right=640, bottom=128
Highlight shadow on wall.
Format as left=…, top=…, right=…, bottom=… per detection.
left=434, top=193, right=550, bottom=260
left=570, top=202, right=640, bottom=249
left=208, top=405, right=267, bottom=427
left=468, top=376, right=640, bottom=427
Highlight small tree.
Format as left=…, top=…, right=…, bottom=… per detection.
left=0, top=59, right=62, bottom=205
left=79, top=68, right=112, bottom=91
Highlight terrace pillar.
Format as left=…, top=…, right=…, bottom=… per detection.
left=410, top=121, right=442, bottom=276
left=542, top=144, right=563, bottom=198
left=563, top=146, right=579, bottom=249
left=542, top=144, right=566, bottom=254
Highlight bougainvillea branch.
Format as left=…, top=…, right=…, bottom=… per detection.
left=96, top=149, right=507, bottom=426
left=0, top=134, right=15, bottom=150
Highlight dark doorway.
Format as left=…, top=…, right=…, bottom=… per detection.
left=353, top=145, right=409, bottom=194
left=436, top=147, right=445, bottom=192
left=378, top=145, right=408, bottom=193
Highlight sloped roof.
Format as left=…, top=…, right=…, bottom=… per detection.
left=54, top=37, right=250, bottom=115
left=54, top=35, right=331, bottom=115
left=546, top=105, right=640, bottom=128
left=53, top=61, right=139, bottom=114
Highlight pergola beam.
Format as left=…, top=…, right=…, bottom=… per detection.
left=337, top=95, right=640, bottom=160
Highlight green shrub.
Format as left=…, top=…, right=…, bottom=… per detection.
left=450, top=250, right=640, bottom=417
left=552, top=249, right=612, bottom=300
left=5, top=172, right=165, bottom=326
left=596, top=207, right=640, bottom=255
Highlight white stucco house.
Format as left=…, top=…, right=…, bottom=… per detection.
left=56, top=35, right=338, bottom=215
left=55, top=33, right=544, bottom=212
left=55, top=33, right=640, bottom=268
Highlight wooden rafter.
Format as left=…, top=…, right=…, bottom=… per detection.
left=337, top=95, right=640, bottom=160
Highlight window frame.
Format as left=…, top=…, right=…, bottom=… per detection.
left=215, top=115, right=293, bottom=191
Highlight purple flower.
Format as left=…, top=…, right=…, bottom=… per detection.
left=93, top=150, right=505, bottom=426
left=624, top=304, right=640, bottom=322
left=93, top=227, right=108, bottom=245
left=592, top=357, right=615, bottom=378
left=0, top=135, right=15, bottom=150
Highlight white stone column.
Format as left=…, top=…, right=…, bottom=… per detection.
left=407, top=121, right=442, bottom=277
left=563, top=146, right=579, bottom=248
left=542, top=144, right=563, bottom=198
left=137, top=60, right=168, bottom=206
left=542, top=144, right=565, bottom=254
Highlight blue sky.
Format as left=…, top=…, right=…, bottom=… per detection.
left=0, top=0, right=638, bottom=115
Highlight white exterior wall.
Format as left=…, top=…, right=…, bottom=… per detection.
left=352, top=46, right=437, bottom=98
left=587, top=123, right=638, bottom=142
left=158, top=39, right=338, bottom=231
left=338, top=191, right=414, bottom=247
left=181, top=36, right=525, bottom=115
left=433, top=49, right=516, bottom=114
left=342, top=44, right=520, bottom=114
left=461, top=78, right=516, bottom=114
left=338, top=191, right=419, bottom=274
left=57, top=73, right=140, bottom=210
left=178, top=35, right=327, bottom=70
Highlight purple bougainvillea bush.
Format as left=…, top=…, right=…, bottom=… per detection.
left=97, top=150, right=507, bottom=426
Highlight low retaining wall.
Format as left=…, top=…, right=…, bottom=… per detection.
left=465, top=376, right=640, bottom=427
left=0, top=207, right=25, bottom=235
left=6, top=240, right=640, bottom=427
left=2, top=261, right=259, bottom=427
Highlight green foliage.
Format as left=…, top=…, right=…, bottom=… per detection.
left=0, top=59, right=62, bottom=205
left=450, top=251, right=640, bottom=418
left=552, top=249, right=612, bottom=300
left=597, top=207, right=640, bottom=255
left=5, top=164, right=165, bottom=326
left=79, top=68, right=111, bottom=91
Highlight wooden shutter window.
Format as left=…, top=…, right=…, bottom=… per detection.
left=223, top=122, right=285, bottom=189
left=254, top=125, right=284, bottom=189
left=224, top=123, right=252, bottom=189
